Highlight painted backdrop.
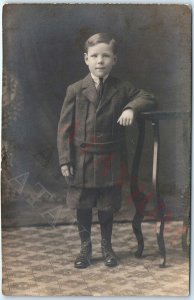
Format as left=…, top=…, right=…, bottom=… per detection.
left=2, top=4, right=191, bottom=226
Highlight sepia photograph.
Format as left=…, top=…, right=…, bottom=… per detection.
left=1, top=3, right=191, bottom=296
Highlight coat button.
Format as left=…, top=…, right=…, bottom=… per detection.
left=81, top=143, right=86, bottom=148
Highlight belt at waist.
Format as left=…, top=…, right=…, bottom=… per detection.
left=74, top=138, right=125, bottom=153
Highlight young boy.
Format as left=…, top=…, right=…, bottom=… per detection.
left=57, top=33, right=156, bottom=268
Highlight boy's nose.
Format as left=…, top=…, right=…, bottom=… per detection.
left=97, top=56, right=103, bottom=64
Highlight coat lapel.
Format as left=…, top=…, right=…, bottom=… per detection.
left=82, top=73, right=98, bottom=107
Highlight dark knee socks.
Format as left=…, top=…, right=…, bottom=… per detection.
left=77, top=209, right=113, bottom=242
left=77, top=209, right=92, bottom=242
left=98, top=210, right=113, bottom=241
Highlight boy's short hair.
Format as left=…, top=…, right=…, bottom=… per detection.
left=84, top=33, right=117, bottom=54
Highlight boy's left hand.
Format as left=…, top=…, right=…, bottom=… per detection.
left=117, top=109, right=134, bottom=126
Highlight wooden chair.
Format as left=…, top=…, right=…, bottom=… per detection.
left=131, top=111, right=190, bottom=267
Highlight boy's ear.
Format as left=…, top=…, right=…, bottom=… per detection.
left=84, top=53, right=89, bottom=65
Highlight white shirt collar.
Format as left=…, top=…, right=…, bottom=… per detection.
left=90, top=73, right=109, bottom=86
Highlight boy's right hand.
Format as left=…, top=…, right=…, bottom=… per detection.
left=61, top=164, right=74, bottom=177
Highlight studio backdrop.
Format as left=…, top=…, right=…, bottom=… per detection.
left=2, top=4, right=191, bottom=226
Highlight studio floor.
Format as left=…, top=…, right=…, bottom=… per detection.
left=2, top=221, right=189, bottom=297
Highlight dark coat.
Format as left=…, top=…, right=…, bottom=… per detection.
left=57, top=73, right=156, bottom=188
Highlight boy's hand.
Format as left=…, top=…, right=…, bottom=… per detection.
left=61, top=164, right=74, bottom=177
left=117, top=109, right=134, bottom=126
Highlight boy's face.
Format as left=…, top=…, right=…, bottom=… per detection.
left=84, top=43, right=117, bottom=78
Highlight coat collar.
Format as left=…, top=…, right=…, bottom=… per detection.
left=82, top=73, right=118, bottom=111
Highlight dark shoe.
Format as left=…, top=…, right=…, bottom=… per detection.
left=101, top=239, right=118, bottom=267
left=74, top=240, right=92, bottom=269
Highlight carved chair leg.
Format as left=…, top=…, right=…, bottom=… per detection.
left=131, top=120, right=146, bottom=258
left=156, top=219, right=166, bottom=267
left=132, top=190, right=148, bottom=258
left=132, top=213, right=144, bottom=258
left=152, top=120, right=166, bottom=267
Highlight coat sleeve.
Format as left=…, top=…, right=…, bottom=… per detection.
left=57, top=85, right=76, bottom=167
left=123, top=82, right=157, bottom=114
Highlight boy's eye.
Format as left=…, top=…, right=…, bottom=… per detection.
left=103, top=54, right=110, bottom=57
left=91, top=54, right=97, bottom=57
